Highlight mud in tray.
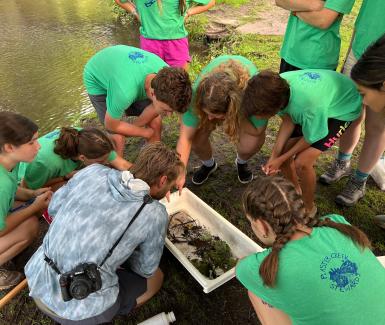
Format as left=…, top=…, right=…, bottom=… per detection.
left=161, top=188, right=263, bottom=293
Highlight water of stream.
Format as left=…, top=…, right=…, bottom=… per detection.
left=0, top=0, right=140, bottom=133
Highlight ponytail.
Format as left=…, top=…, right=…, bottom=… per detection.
left=54, top=127, right=114, bottom=160
left=179, top=0, right=187, bottom=15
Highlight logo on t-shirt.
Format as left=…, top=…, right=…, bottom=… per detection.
left=145, top=0, right=156, bottom=7
left=128, top=51, right=147, bottom=64
left=300, top=72, right=321, bottom=83
left=320, top=253, right=360, bottom=292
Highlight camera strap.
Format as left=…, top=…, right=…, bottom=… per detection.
left=44, top=194, right=154, bottom=274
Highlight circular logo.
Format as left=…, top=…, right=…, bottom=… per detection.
left=320, top=253, right=360, bottom=292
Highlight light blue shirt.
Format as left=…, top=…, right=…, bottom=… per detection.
left=25, top=164, right=168, bottom=321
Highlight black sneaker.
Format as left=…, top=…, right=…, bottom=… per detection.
left=192, top=162, right=218, bottom=185
left=235, top=160, right=253, bottom=184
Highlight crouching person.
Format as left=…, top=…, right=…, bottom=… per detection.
left=25, top=142, right=185, bottom=324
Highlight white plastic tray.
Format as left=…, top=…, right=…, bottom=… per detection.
left=161, top=188, right=264, bottom=293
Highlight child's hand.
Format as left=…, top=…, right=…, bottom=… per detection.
left=33, top=191, right=53, bottom=210
left=262, top=157, right=283, bottom=175
left=33, top=187, right=52, bottom=197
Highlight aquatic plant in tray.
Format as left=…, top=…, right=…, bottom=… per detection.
left=168, top=211, right=237, bottom=279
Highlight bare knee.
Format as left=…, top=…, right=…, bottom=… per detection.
left=149, top=116, right=162, bottom=131
left=294, top=158, right=312, bottom=175
left=24, top=217, right=39, bottom=243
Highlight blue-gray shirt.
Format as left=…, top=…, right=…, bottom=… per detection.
left=25, top=164, right=168, bottom=320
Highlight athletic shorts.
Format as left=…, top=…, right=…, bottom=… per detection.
left=88, top=94, right=151, bottom=124
left=279, top=58, right=302, bottom=73
left=290, top=118, right=352, bottom=152
left=140, top=36, right=191, bottom=68
left=35, top=269, right=147, bottom=325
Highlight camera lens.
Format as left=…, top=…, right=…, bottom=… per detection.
left=70, top=277, right=92, bottom=300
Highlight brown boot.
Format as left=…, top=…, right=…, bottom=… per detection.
left=0, top=268, right=24, bottom=290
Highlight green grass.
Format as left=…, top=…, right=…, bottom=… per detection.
left=3, top=0, right=384, bottom=324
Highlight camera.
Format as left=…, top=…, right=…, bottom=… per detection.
left=59, top=263, right=102, bottom=302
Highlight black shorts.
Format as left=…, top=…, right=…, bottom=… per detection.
left=290, top=118, right=352, bottom=152
left=279, top=58, right=302, bottom=73
left=88, top=94, right=152, bottom=124
left=37, top=269, right=147, bottom=325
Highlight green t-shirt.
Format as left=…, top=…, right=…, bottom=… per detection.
left=182, top=55, right=266, bottom=128
left=121, top=0, right=211, bottom=40
left=280, top=0, right=355, bottom=70
left=18, top=129, right=117, bottom=190
left=352, top=0, right=385, bottom=59
left=0, top=163, right=19, bottom=230
left=279, top=70, right=362, bottom=144
left=83, top=45, right=168, bottom=119
left=236, top=214, right=385, bottom=325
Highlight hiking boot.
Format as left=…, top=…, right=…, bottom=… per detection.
left=0, top=269, right=24, bottom=290
left=235, top=160, right=253, bottom=184
left=335, top=177, right=366, bottom=207
left=192, top=162, right=218, bottom=185
left=319, top=159, right=351, bottom=185
left=373, top=215, right=385, bottom=230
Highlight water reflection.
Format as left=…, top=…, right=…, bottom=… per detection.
left=0, top=0, right=139, bottom=132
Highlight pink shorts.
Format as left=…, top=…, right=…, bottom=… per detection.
left=140, top=36, right=191, bottom=68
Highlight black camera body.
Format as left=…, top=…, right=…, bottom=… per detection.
left=59, top=263, right=102, bottom=302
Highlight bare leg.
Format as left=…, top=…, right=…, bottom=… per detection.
left=280, top=138, right=301, bottom=194
left=109, top=133, right=126, bottom=157
left=135, top=268, right=164, bottom=307
left=236, top=120, right=266, bottom=161
left=248, top=291, right=292, bottom=325
left=356, top=108, right=385, bottom=173
left=191, top=126, right=215, bottom=161
left=294, top=148, right=322, bottom=212
left=148, top=115, right=162, bottom=143
left=0, top=216, right=39, bottom=266
left=338, top=110, right=365, bottom=155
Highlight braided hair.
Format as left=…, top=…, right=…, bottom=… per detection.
left=243, top=176, right=371, bottom=287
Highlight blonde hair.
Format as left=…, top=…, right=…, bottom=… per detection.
left=195, top=59, right=250, bottom=143
left=131, top=142, right=185, bottom=186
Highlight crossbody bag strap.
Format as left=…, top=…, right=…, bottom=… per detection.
left=99, top=194, right=153, bottom=268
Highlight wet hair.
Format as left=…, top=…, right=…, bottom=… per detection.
left=151, top=67, right=192, bottom=113
left=0, top=111, right=38, bottom=151
left=242, top=176, right=371, bottom=288
left=195, top=59, right=250, bottom=142
left=241, top=70, right=290, bottom=118
left=131, top=142, right=185, bottom=186
left=54, top=127, right=114, bottom=159
left=351, top=33, right=385, bottom=90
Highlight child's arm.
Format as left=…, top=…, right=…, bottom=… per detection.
left=296, top=8, right=341, bottom=29
left=0, top=192, right=51, bottom=237
left=115, top=0, right=140, bottom=22
left=270, top=114, right=295, bottom=159
left=15, top=186, right=51, bottom=202
left=110, top=156, right=133, bottom=171
left=105, top=112, right=154, bottom=140
left=132, top=104, right=159, bottom=128
left=175, top=123, right=197, bottom=193
left=186, top=0, right=216, bottom=19
left=275, top=0, right=324, bottom=12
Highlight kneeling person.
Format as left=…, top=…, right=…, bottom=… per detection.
left=25, top=142, right=184, bottom=324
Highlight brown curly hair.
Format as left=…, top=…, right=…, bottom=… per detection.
left=241, top=70, right=290, bottom=119
left=151, top=67, right=192, bottom=113
left=195, top=59, right=250, bottom=143
left=242, top=176, right=371, bottom=287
